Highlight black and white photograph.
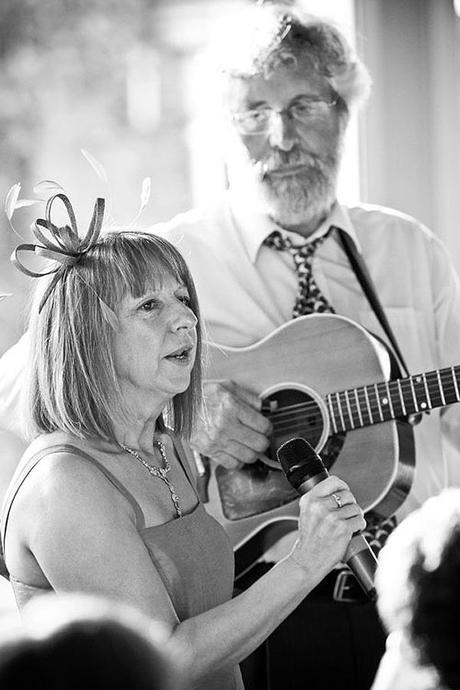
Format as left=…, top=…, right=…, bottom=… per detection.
left=1, top=2, right=460, bottom=689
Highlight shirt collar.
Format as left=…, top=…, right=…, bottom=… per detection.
left=229, top=188, right=362, bottom=263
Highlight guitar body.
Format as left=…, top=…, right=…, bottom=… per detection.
left=201, top=314, right=415, bottom=554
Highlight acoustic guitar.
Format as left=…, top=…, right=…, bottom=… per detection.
left=193, top=313, right=460, bottom=568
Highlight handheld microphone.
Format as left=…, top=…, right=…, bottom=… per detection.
left=277, top=437, right=378, bottom=601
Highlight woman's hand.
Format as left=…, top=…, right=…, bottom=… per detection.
left=288, top=475, right=366, bottom=580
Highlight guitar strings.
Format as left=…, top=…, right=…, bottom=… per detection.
left=267, top=382, right=459, bottom=434
left=266, top=400, right=314, bottom=416
left=274, top=422, right=324, bottom=435
left=266, top=380, right=458, bottom=421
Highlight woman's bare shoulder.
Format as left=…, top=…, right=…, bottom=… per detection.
left=11, top=433, right=129, bottom=524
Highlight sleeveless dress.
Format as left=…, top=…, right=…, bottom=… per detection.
left=0, top=435, right=244, bottom=690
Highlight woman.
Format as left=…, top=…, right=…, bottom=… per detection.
left=0, top=593, right=185, bottom=690
left=1, top=194, right=365, bottom=689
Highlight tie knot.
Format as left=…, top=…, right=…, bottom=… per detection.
left=264, top=229, right=331, bottom=258
left=263, top=230, right=293, bottom=251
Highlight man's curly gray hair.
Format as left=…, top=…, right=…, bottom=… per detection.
left=216, top=2, right=371, bottom=111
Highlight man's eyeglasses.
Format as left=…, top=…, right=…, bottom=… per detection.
left=232, top=95, right=339, bottom=135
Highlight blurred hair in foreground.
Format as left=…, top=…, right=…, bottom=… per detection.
left=0, top=593, right=187, bottom=690
left=376, top=489, right=460, bottom=690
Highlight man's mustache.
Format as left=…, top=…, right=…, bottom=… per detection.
left=260, top=147, right=320, bottom=176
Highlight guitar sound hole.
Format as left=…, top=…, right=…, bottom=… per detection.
left=261, top=388, right=346, bottom=471
left=261, top=388, right=324, bottom=463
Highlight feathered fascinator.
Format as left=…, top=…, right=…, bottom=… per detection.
left=10, top=193, right=105, bottom=313
left=3, top=151, right=152, bottom=317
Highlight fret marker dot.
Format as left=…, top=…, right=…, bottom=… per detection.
left=421, top=402, right=427, bottom=409
left=381, top=397, right=388, bottom=405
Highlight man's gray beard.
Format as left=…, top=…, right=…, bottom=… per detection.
left=259, top=153, right=339, bottom=228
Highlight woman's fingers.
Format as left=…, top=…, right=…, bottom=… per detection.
left=328, top=490, right=356, bottom=511
left=291, top=474, right=367, bottom=574
left=310, top=475, right=352, bottom=498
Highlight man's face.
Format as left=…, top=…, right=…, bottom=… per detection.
left=227, top=53, right=346, bottom=228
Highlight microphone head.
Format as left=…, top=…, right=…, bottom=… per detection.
left=277, top=437, right=326, bottom=490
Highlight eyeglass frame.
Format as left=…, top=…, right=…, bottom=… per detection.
left=231, top=93, right=340, bottom=135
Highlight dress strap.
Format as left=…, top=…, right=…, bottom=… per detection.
left=63, top=445, right=146, bottom=528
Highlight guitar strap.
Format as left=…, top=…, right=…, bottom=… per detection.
left=336, top=228, right=409, bottom=547
left=336, top=227, right=411, bottom=379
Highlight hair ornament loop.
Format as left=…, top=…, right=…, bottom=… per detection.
left=11, top=194, right=105, bottom=312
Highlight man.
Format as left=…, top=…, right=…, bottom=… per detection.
left=2, top=4, right=460, bottom=688
left=152, top=5, right=460, bottom=689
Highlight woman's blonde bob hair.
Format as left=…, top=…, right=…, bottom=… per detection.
left=25, top=231, right=202, bottom=441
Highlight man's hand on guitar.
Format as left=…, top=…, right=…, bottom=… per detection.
left=191, top=380, right=272, bottom=469
left=288, top=476, right=366, bottom=581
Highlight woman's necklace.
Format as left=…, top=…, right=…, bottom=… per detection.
left=120, top=439, right=183, bottom=518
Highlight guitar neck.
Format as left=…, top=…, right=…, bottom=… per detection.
left=326, top=365, right=460, bottom=433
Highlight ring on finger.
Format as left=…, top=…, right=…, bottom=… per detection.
left=332, top=492, right=343, bottom=509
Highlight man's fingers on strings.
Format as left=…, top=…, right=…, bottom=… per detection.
left=224, top=437, right=263, bottom=465
left=208, top=379, right=270, bottom=434
left=209, top=438, right=262, bottom=468
left=228, top=380, right=263, bottom=412
left=233, top=420, right=271, bottom=455
left=211, top=450, right=244, bottom=470
left=236, top=398, right=272, bottom=436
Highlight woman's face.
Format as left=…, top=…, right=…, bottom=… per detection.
left=112, top=270, right=198, bottom=411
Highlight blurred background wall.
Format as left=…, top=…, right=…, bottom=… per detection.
left=356, top=0, right=460, bottom=263
left=0, top=0, right=358, bottom=353
left=2, top=0, right=460, bottom=352
left=3, top=0, right=460, bottom=351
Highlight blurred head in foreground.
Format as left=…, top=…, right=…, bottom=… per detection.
left=376, top=489, right=460, bottom=690
left=0, top=593, right=186, bottom=690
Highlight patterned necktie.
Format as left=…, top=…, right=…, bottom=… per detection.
left=264, top=226, right=396, bottom=555
left=263, top=229, right=335, bottom=318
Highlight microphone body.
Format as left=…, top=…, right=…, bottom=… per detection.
left=277, top=438, right=378, bottom=601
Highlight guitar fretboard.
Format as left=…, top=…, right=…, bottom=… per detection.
left=326, top=365, right=460, bottom=433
